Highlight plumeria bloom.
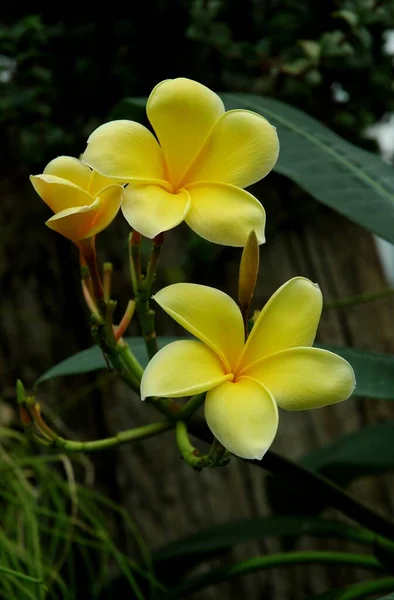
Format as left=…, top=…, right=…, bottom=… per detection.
left=141, top=278, right=356, bottom=460
left=82, top=78, right=279, bottom=247
left=30, top=156, right=124, bottom=243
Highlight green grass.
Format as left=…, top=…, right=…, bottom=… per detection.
left=0, top=427, right=159, bottom=599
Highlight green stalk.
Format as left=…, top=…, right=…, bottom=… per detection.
left=175, top=421, right=212, bottom=470
left=32, top=420, right=173, bottom=453
left=177, top=393, right=205, bottom=421
left=164, top=551, right=382, bottom=600
left=324, top=288, right=394, bottom=310
left=129, top=231, right=163, bottom=360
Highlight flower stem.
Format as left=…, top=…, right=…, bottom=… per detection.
left=103, top=262, right=113, bottom=302
left=129, top=232, right=164, bottom=360
left=324, top=287, right=394, bottom=310
left=144, top=232, right=164, bottom=291
left=175, top=421, right=212, bottom=471
left=34, top=419, right=173, bottom=453
left=79, top=237, right=104, bottom=308
left=164, top=551, right=383, bottom=600
left=177, top=393, right=205, bottom=421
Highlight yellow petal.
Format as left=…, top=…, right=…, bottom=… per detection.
left=205, top=377, right=278, bottom=459
left=154, top=283, right=244, bottom=371
left=184, top=182, right=265, bottom=247
left=244, top=347, right=356, bottom=410
left=45, top=184, right=123, bottom=241
left=147, top=78, right=225, bottom=189
left=140, top=340, right=230, bottom=399
left=237, top=277, right=322, bottom=371
left=184, top=109, right=279, bottom=188
left=30, top=174, right=93, bottom=213
left=43, top=156, right=115, bottom=196
left=121, top=185, right=190, bottom=238
left=89, top=170, right=120, bottom=196
left=82, top=120, right=168, bottom=184
left=44, top=156, right=91, bottom=189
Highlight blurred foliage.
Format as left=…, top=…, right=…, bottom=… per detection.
left=0, top=405, right=157, bottom=599
left=1, top=2, right=394, bottom=166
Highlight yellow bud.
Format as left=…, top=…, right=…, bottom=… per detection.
left=30, top=156, right=123, bottom=243
left=238, top=230, right=259, bottom=316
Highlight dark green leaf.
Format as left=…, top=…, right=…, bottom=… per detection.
left=109, top=98, right=146, bottom=122
left=35, top=336, right=179, bottom=384
left=110, top=93, right=394, bottom=245
left=302, top=420, right=394, bottom=482
left=153, top=517, right=371, bottom=566
left=220, top=93, right=394, bottom=245
left=266, top=420, right=394, bottom=519
left=316, top=345, right=394, bottom=400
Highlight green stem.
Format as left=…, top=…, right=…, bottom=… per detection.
left=117, top=341, right=144, bottom=380
left=135, top=297, right=158, bottom=359
left=188, top=416, right=394, bottom=541
left=164, top=551, right=382, bottom=600
left=91, top=321, right=141, bottom=393
left=129, top=230, right=142, bottom=291
left=208, top=437, right=230, bottom=467
left=177, top=393, right=205, bottom=421
left=129, top=231, right=159, bottom=360
left=33, top=420, right=173, bottom=453
left=79, top=237, right=104, bottom=309
left=144, top=232, right=164, bottom=291
left=175, top=421, right=212, bottom=471
left=324, top=288, right=394, bottom=310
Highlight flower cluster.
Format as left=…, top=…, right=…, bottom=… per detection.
left=30, top=78, right=355, bottom=461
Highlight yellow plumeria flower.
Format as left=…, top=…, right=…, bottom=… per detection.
left=141, top=278, right=356, bottom=460
left=82, top=78, right=279, bottom=247
left=30, top=156, right=124, bottom=243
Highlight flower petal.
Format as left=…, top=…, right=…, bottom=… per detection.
left=121, top=185, right=190, bottom=238
left=184, top=109, right=279, bottom=188
left=147, top=78, right=225, bottom=189
left=140, top=340, right=230, bottom=399
left=184, top=182, right=265, bottom=247
left=237, top=277, right=322, bottom=371
left=82, top=120, right=168, bottom=184
left=44, top=156, right=92, bottom=189
left=205, top=377, right=278, bottom=460
left=45, top=184, right=123, bottom=241
left=244, top=347, right=356, bottom=410
left=154, top=283, right=244, bottom=371
left=30, top=174, right=94, bottom=213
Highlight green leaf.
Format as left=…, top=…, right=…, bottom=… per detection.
left=110, top=93, right=394, bottom=245
left=220, top=93, right=394, bottom=245
left=153, top=517, right=372, bottom=566
left=266, top=420, right=394, bottom=519
left=35, top=336, right=179, bottom=384
left=316, top=344, right=394, bottom=400
left=302, top=420, right=394, bottom=483
left=109, top=98, right=146, bottom=122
